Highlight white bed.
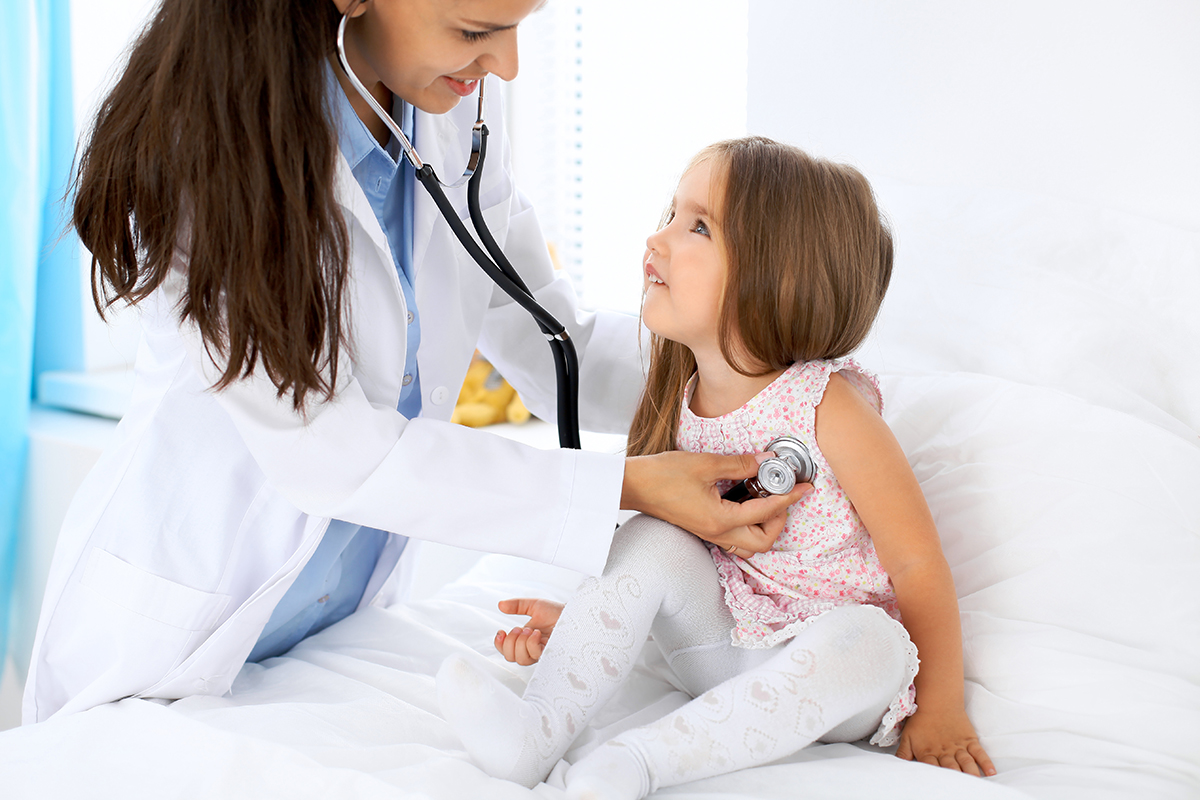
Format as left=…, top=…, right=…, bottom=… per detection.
left=2, top=360, right=1197, bottom=799
left=4, top=5, right=1200, bottom=792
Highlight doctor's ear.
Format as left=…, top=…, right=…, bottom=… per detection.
left=332, top=0, right=370, bottom=18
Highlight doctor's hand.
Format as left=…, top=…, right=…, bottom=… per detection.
left=621, top=451, right=812, bottom=555
left=493, top=598, right=564, bottom=665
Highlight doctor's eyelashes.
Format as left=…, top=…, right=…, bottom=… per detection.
left=460, top=29, right=496, bottom=42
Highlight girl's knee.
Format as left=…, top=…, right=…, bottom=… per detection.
left=818, top=605, right=909, bottom=679
left=606, top=514, right=709, bottom=570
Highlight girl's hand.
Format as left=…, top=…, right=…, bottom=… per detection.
left=493, top=598, right=564, bottom=665
left=895, top=707, right=996, bottom=777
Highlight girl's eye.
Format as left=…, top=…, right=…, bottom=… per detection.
left=461, top=29, right=494, bottom=43
left=691, top=220, right=711, bottom=237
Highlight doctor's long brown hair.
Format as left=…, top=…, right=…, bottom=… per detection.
left=73, top=1, right=348, bottom=410
left=626, top=138, right=894, bottom=457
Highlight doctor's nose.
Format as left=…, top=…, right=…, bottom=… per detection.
left=478, top=30, right=520, bottom=82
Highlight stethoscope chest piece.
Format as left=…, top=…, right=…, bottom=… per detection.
left=721, top=436, right=817, bottom=503
left=762, top=436, right=817, bottom=488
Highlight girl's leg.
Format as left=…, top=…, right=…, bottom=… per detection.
left=437, top=514, right=735, bottom=788
left=563, top=604, right=912, bottom=800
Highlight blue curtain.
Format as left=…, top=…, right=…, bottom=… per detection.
left=0, top=0, right=80, bottom=673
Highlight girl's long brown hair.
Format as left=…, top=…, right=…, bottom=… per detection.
left=74, top=0, right=349, bottom=410
left=626, top=137, right=894, bottom=457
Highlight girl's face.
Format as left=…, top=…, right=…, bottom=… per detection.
left=642, top=159, right=729, bottom=356
left=338, top=0, right=541, bottom=114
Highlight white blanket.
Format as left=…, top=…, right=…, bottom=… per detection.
left=3, top=372, right=1197, bottom=800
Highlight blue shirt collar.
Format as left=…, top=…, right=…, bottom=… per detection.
left=326, top=63, right=413, bottom=171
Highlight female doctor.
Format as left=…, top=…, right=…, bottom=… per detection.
left=23, top=0, right=806, bottom=723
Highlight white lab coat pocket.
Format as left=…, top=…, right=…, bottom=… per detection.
left=81, top=547, right=232, bottom=631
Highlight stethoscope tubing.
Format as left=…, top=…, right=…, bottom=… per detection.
left=416, top=133, right=582, bottom=448
left=336, top=5, right=581, bottom=449
left=463, top=128, right=581, bottom=448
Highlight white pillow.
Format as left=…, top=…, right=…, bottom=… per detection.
left=884, top=371, right=1200, bottom=799
left=857, top=181, right=1200, bottom=438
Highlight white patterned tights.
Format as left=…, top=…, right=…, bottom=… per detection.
left=437, top=514, right=911, bottom=799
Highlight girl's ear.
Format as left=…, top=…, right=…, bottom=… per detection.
left=333, top=0, right=371, bottom=18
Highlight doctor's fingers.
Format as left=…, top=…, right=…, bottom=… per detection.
left=698, top=451, right=771, bottom=482
left=709, top=512, right=787, bottom=554
left=700, top=484, right=810, bottom=553
left=720, top=483, right=811, bottom=529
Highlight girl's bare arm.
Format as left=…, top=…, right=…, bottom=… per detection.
left=815, top=374, right=995, bottom=777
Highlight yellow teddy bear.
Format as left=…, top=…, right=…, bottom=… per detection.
left=451, top=353, right=531, bottom=427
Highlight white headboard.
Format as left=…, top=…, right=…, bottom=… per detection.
left=747, top=1, right=1200, bottom=436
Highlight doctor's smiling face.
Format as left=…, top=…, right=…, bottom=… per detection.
left=335, top=0, right=542, bottom=118
left=642, top=158, right=730, bottom=359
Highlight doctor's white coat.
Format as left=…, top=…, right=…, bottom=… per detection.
left=24, top=77, right=643, bottom=723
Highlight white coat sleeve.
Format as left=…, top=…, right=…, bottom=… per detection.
left=165, top=267, right=622, bottom=577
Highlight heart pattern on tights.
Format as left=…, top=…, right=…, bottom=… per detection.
left=598, top=610, right=623, bottom=630
left=744, top=679, right=780, bottom=714
left=742, top=726, right=778, bottom=757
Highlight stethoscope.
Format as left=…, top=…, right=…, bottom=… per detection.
left=336, top=4, right=581, bottom=449
left=720, top=436, right=817, bottom=503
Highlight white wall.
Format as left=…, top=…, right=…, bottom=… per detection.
left=510, top=0, right=749, bottom=314
left=748, top=0, right=1200, bottom=229
left=70, top=0, right=157, bottom=371
left=745, top=0, right=1200, bottom=433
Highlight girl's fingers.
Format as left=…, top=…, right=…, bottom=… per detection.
left=512, top=628, right=541, bottom=666
left=494, top=624, right=548, bottom=665
left=498, top=627, right=524, bottom=662
left=511, top=628, right=531, bottom=665
left=510, top=627, right=529, bottom=662
left=955, top=749, right=981, bottom=776
left=524, top=630, right=543, bottom=664
left=969, top=742, right=997, bottom=777
left=498, top=598, right=535, bottom=617
left=497, top=629, right=513, bottom=661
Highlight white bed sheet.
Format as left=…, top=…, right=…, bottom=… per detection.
left=3, top=372, right=1197, bottom=800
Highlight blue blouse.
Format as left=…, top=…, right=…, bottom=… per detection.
left=248, top=73, right=423, bottom=662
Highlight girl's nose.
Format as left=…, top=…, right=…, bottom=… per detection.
left=478, top=30, right=519, bottom=82
left=646, top=227, right=666, bottom=254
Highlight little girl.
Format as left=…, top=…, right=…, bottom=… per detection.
left=437, top=137, right=995, bottom=797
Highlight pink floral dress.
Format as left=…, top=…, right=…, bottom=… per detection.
left=677, top=358, right=919, bottom=746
